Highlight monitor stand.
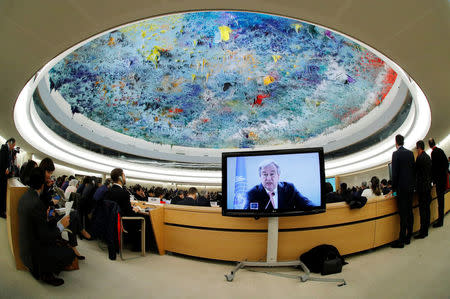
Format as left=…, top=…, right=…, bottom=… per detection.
left=225, top=217, right=301, bottom=282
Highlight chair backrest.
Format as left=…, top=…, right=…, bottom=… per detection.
left=69, top=192, right=82, bottom=210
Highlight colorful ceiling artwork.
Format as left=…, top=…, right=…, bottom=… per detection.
left=48, top=11, right=397, bottom=149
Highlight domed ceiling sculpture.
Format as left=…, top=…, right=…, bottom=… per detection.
left=48, top=11, right=397, bottom=149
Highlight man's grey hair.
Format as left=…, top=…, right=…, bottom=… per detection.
left=361, top=181, right=368, bottom=187
left=258, top=160, right=280, bottom=176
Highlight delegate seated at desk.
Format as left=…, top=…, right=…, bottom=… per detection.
left=177, top=187, right=210, bottom=207
left=246, top=160, right=313, bottom=211
left=104, top=168, right=148, bottom=251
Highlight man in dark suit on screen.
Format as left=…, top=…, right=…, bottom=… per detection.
left=391, top=134, right=415, bottom=248
left=246, top=160, right=313, bottom=211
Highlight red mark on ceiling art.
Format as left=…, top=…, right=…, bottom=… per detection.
left=252, top=94, right=270, bottom=107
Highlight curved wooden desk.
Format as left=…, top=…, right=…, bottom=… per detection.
left=6, top=178, right=28, bottom=270
left=150, top=190, right=449, bottom=262
left=7, top=180, right=449, bottom=267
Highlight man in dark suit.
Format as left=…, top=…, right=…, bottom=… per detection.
left=133, top=185, right=147, bottom=202
left=246, top=160, right=313, bottom=211
left=18, top=167, right=75, bottom=286
left=104, top=168, right=144, bottom=251
left=170, top=190, right=185, bottom=205
left=414, top=140, right=432, bottom=238
left=0, top=138, right=15, bottom=218
left=391, top=134, right=415, bottom=248
left=178, top=187, right=211, bottom=206
left=428, top=138, right=448, bottom=227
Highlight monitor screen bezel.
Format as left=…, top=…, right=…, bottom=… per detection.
left=221, top=147, right=326, bottom=217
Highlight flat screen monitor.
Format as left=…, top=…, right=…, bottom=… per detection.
left=222, top=147, right=326, bottom=217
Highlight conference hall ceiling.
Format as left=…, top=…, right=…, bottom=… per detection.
left=47, top=11, right=397, bottom=149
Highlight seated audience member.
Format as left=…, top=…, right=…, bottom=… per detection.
left=338, top=183, right=352, bottom=203
left=177, top=187, right=211, bottom=207
left=93, top=178, right=111, bottom=202
left=19, top=159, right=38, bottom=186
left=361, top=176, right=382, bottom=199
left=104, top=168, right=144, bottom=251
left=11, top=150, right=20, bottom=177
left=80, top=176, right=96, bottom=227
left=170, top=190, right=185, bottom=205
left=154, top=187, right=167, bottom=203
left=387, top=180, right=393, bottom=191
left=76, top=176, right=89, bottom=195
left=39, top=158, right=91, bottom=246
left=61, top=176, right=74, bottom=191
left=381, top=179, right=391, bottom=195
left=38, top=158, right=58, bottom=207
left=357, top=181, right=368, bottom=196
left=64, top=179, right=79, bottom=200
left=57, top=175, right=67, bottom=188
left=133, top=185, right=147, bottom=201
left=18, top=168, right=76, bottom=286
left=325, top=182, right=343, bottom=203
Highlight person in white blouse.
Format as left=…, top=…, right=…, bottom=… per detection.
left=361, top=176, right=382, bottom=199
left=64, top=179, right=78, bottom=200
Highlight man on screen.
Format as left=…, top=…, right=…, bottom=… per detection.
left=245, top=160, right=313, bottom=211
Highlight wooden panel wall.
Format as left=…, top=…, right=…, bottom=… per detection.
left=159, top=191, right=450, bottom=262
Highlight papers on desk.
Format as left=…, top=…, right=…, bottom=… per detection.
left=55, top=208, right=66, bottom=215
left=136, top=205, right=151, bottom=212
left=144, top=201, right=162, bottom=207
left=65, top=201, right=73, bottom=216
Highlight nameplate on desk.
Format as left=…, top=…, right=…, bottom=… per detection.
left=148, top=197, right=160, bottom=203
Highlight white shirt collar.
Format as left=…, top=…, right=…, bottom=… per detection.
left=113, top=183, right=122, bottom=188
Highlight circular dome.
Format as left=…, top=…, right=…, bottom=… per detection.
left=14, top=10, right=431, bottom=183
left=47, top=11, right=397, bottom=150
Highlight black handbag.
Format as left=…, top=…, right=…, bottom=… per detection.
left=300, top=244, right=347, bottom=275
left=321, top=257, right=343, bottom=275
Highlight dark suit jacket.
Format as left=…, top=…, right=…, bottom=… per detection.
left=392, top=146, right=415, bottom=193
left=170, top=196, right=183, bottom=205
left=325, top=192, right=343, bottom=204
left=415, top=151, right=432, bottom=192
left=177, top=196, right=211, bottom=207
left=0, top=143, right=11, bottom=177
left=246, top=182, right=313, bottom=211
left=18, top=188, right=65, bottom=273
left=104, top=184, right=136, bottom=217
left=430, top=147, right=448, bottom=187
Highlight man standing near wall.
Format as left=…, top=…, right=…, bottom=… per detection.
left=428, top=138, right=448, bottom=227
left=0, top=138, right=15, bottom=218
left=414, top=140, right=432, bottom=238
left=391, top=134, right=415, bottom=248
